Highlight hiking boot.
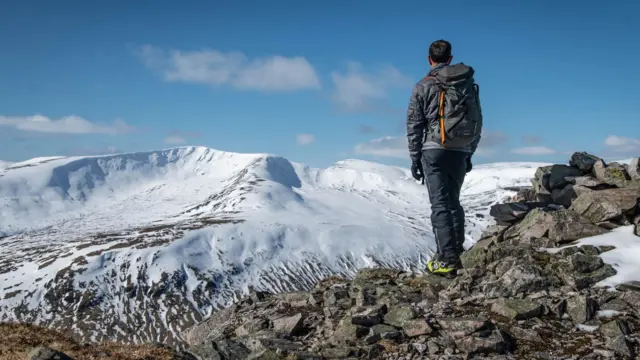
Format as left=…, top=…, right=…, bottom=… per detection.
left=427, top=258, right=461, bottom=277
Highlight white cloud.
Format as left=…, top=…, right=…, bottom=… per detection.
left=164, top=136, right=186, bottom=145
left=296, top=133, right=315, bottom=145
left=331, top=62, right=412, bottom=111
left=354, top=136, right=407, bottom=158
left=0, top=114, right=133, bottom=135
left=510, top=146, right=557, bottom=155
left=137, top=45, right=321, bottom=92
left=353, top=130, right=508, bottom=159
left=604, top=135, right=640, bottom=154
left=522, top=135, right=543, bottom=145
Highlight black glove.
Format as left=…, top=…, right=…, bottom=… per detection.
left=466, top=156, right=473, bottom=173
left=411, top=160, right=424, bottom=181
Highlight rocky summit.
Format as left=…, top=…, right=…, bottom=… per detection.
left=179, top=152, right=640, bottom=360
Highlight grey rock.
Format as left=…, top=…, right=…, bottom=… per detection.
left=272, top=313, right=304, bottom=336
left=437, top=317, right=491, bottom=338
left=188, top=342, right=223, bottom=360
left=460, top=239, right=492, bottom=269
left=616, top=280, right=640, bottom=292
left=628, top=158, right=640, bottom=181
left=27, top=346, right=73, bottom=360
left=569, top=252, right=604, bottom=273
left=570, top=151, right=601, bottom=172
left=599, top=319, right=630, bottom=338
left=215, top=338, right=252, bottom=359
left=403, top=319, right=434, bottom=337
left=566, top=295, right=598, bottom=323
left=321, top=346, right=356, bottom=358
left=503, top=208, right=607, bottom=245
left=427, top=340, right=441, bottom=355
left=383, top=306, right=417, bottom=328
left=274, top=291, right=309, bottom=308
left=351, top=305, right=387, bottom=327
left=605, top=335, right=634, bottom=358
left=600, top=298, right=630, bottom=312
left=454, top=330, right=514, bottom=355
left=551, top=184, right=593, bottom=208
left=570, top=187, right=640, bottom=223
left=532, top=166, right=554, bottom=195
left=512, top=187, right=538, bottom=203
left=593, top=161, right=632, bottom=188
left=413, top=343, right=428, bottom=355
left=183, top=306, right=236, bottom=346
left=489, top=202, right=546, bottom=224
left=548, top=164, right=584, bottom=190
left=370, top=324, right=401, bottom=339
left=565, top=175, right=605, bottom=188
left=490, top=298, right=543, bottom=320
left=331, top=317, right=369, bottom=343
left=508, top=326, right=543, bottom=343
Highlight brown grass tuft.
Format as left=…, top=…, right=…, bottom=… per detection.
left=0, top=322, right=181, bottom=360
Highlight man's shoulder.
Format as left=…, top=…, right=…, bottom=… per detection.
left=412, top=75, right=439, bottom=95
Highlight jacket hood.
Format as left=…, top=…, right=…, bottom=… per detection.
left=431, top=63, right=475, bottom=85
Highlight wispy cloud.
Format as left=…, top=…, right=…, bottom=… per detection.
left=331, top=62, right=412, bottom=111
left=522, top=135, right=543, bottom=145
left=474, top=131, right=509, bottom=156
left=353, top=130, right=508, bottom=159
left=296, top=133, right=315, bottom=145
left=164, top=136, right=186, bottom=145
left=354, top=136, right=407, bottom=158
left=510, top=146, right=557, bottom=155
left=0, top=115, right=133, bottom=135
left=358, top=125, right=378, bottom=134
left=604, top=135, right=640, bottom=155
left=61, top=146, right=120, bottom=156
left=137, top=45, right=321, bottom=92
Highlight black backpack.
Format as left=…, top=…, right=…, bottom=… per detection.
left=426, top=63, right=483, bottom=148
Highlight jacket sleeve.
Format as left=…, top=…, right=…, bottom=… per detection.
left=406, top=83, right=425, bottom=163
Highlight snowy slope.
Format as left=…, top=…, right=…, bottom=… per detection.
left=0, top=146, right=547, bottom=345
left=0, top=160, right=14, bottom=169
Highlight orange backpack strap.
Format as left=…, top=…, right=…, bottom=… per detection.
left=439, top=90, right=446, bottom=147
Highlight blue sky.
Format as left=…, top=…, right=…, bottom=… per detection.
left=1, top=0, right=639, bottom=168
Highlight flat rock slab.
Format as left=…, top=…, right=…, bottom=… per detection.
left=570, top=152, right=601, bottom=172
left=503, top=208, right=607, bottom=245
left=490, top=298, right=543, bottom=320
left=570, top=187, right=640, bottom=223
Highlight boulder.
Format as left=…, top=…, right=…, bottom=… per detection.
left=512, top=187, right=537, bottom=202
left=272, top=313, right=305, bottom=336
left=351, top=305, right=386, bottom=327
left=570, top=151, right=601, bottom=172
left=489, top=202, right=547, bottom=224
left=490, top=298, right=543, bottom=320
left=503, top=208, right=607, bottom=245
left=532, top=166, right=553, bottom=195
left=183, top=306, right=236, bottom=345
left=509, top=327, right=544, bottom=343
left=606, top=335, right=635, bottom=358
left=548, top=165, right=584, bottom=190
left=600, top=319, right=631, bottom=338
left=628, top=158, right=640, bottom=181
left=454, top=330, right=515, bottom=355
left=569, top=187, right=640, bottom=223
left=551, top=184, right=593, bottom=208
left=564, top=175, right=605, bottom=188
left=566, top=295, right=598, bottom=323
left=593, top=160, right=632, bottom=188
left=28, top=346, right=73, bottom=360
left=437, top=317, right=491, bottom=338
left=383, top=306, right=417, bottom=328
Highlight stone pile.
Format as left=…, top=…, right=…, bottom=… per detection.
left=180, top=152, right=640, bottom=360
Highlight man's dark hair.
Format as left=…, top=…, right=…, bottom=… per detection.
left=429, top=40, right=452, bottom=64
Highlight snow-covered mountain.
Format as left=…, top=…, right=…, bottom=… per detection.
left=0, top=146, right=547, bottom=345
left=0, top=160, right=14, bottom=169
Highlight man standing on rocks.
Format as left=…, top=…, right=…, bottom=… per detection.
left=406, top=40, right=483, bottom=275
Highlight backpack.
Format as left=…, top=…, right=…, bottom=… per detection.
left=426, top=63, right=483, bottom=148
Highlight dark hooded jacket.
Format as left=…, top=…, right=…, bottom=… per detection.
left=405, top=63, right=482, bottom=163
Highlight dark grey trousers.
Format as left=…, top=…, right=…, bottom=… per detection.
left=421, top=149, right=469, bottom=264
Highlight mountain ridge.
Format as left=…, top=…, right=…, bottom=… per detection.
left=1, top=146, right=546, bottom=346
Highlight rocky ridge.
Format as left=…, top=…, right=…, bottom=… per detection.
left=177, top=152, right=640, bottom=360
